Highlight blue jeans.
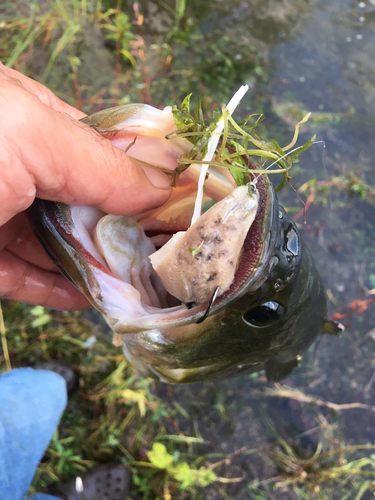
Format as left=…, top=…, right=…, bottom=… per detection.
left=0, top=368, right=67, bottom=500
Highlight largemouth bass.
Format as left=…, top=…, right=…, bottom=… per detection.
left=26, top=104, right=341, bottom=384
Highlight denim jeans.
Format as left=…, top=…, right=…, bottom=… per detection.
left=0, top=368, right=67, bottom=500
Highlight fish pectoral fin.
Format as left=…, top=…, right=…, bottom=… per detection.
left=112, top=332, right=122, bottom=347
left=322, top=319, right=345, bottom=336
left=265, top=358, right=300, bottom=382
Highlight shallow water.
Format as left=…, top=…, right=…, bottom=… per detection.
left=3, top=0, right=375, bottom=497
left=149, top=1, right=375, bottom=498
left=68, top=1, right=375, bottom=497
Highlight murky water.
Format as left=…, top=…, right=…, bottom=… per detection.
left=3, top=0, right=375, bottom=497
left=149, top=1, right=375, bottom=498
left=64, top=1, right=375, bottom=497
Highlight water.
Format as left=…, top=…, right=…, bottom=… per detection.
left=150, top=1, right=375, bottom=497
left=3, top=0, right=375, bottom=497
left=74, top=1, right=375, bottom=497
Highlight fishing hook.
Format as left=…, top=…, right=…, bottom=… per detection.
left=196, top=286, right=220, bottom=324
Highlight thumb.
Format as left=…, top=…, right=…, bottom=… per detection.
left=0, top=79, right=172, bottom=226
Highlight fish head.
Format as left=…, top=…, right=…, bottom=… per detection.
left=27, top=103, right=328, bottom=384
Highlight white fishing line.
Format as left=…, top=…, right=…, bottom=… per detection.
left=313, top=140, right=331, bottom=210
left=251, top=140, right=325, bottom=188
left=191, top=84, right=249, bottom=226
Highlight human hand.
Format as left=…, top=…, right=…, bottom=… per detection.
left=0, top=64, right=172, bottom=310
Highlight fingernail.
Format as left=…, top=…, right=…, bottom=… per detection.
left=143, top=167, right=172, bottom=190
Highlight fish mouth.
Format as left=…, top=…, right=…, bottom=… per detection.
left=28, top=105, right=273, bottom=333
left=32, top=168, right=271, bottom=334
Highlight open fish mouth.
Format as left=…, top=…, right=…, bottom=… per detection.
left=28, top=103, right=273, bottom=334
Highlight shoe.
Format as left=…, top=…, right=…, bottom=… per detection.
left=46, top=463, right=131, bottom=500
left=35, top=361, right=78, bottom=394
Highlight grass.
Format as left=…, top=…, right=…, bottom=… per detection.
left=2, top=299, right=375, bottom=499
left=0, top=301, right=262, bottom=498
left=1, top=300, right=219, bottom=497
left=1, top=1, right=375, bottom=499
left=1, top=0, right=268, bottom=110
left=266, top=436, right=375, bottom=499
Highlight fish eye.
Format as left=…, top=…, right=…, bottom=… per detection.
left=242, top=301, right=285, bottom=327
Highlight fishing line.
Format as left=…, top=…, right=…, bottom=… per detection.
left=250, top=140, right=326, bottom=189
left=249, top=140, right=326, bottom=224
left=315, top=139, right=332, bottom=212
left=313, top=139, right=342, bottom=242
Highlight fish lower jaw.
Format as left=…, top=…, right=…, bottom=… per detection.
left=148, top=185, right=260, bottom=305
